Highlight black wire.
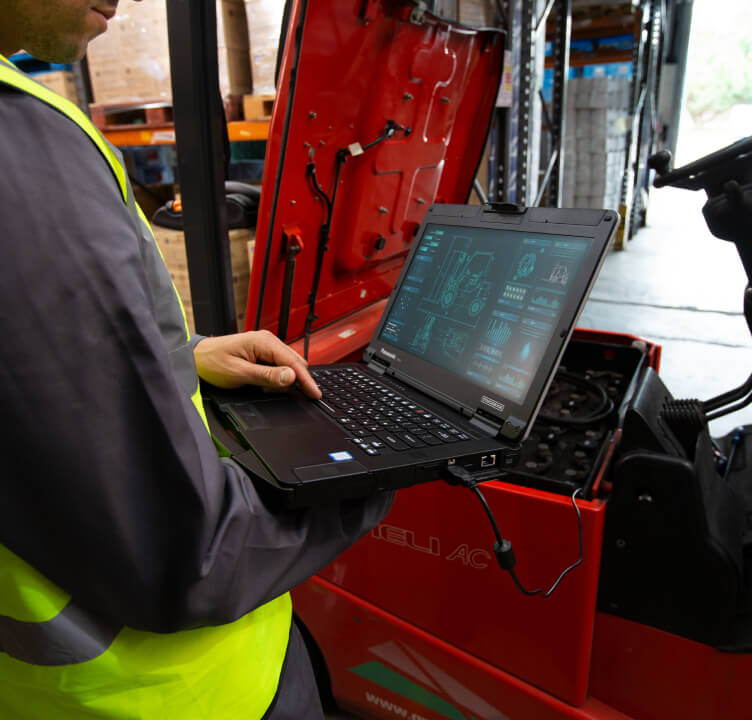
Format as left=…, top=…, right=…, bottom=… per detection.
left=305, top=159, right=332, bottom=215
left=537, top=370, right=614, bottom=426
left=301, top=121, right=410, bottom=358
left=302, top=151, right=345, bottom=359
left=469, top=483, right=505, bottom=544
left=470, top=483, right=584, bottom=598
left=361, top=120, right=409, bottom=152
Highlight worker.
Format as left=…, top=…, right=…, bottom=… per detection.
left=0, top=2, right=393, bottom=718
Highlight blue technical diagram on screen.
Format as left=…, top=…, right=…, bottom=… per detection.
left=380, top=224, right=591, bottom=404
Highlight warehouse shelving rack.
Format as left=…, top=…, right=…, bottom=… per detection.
left=490, top=0, right=676, bottom=254
left=620, top=0, right=666, bottom=243
left=491, top=0, right=572, bottom=208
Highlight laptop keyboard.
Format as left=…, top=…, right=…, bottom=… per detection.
left=311, top=367, right=471, bottom=455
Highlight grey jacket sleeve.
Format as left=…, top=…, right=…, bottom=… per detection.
left=0, top=86, right=393, bottom=633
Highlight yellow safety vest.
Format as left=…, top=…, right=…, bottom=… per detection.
left=0, top=55, right=291, bottom=719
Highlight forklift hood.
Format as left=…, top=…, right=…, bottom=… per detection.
left=245, top=0, right=505, bottom=358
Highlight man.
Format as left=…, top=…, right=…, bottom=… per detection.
left=0, top=2, right=393, bottom=718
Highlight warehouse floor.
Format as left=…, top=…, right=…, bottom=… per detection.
left=322, top=176, right=752, bottom=720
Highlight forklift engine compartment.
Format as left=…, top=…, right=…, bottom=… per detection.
left=506, top=336, right=649, bottom=499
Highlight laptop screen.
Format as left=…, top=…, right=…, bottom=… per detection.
left=378, top=223, right=592, bottom=406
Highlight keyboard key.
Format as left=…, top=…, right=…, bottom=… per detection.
left=377, top=432, right=409, bottom=451
left=397, top=432, right=425, bottom=448
left=417, top=433, right=442, bottom=446
left=431, top=429, right=454, bottom=442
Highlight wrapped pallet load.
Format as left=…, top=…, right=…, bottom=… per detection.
left=86, top=0, right=252, bottom=112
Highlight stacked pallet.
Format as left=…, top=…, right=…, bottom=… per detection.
left=563, top=74, right=631, bottom=210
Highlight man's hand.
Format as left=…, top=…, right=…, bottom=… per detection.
left=193, top=330, right=321, bottom=398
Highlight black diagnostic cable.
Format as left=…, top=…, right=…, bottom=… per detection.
left=446, top=465, right=584, bottom=597
left=301, top=120, right=411, bottom=359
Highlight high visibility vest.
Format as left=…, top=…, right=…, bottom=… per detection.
left=0, top=55, right=292, bottom=719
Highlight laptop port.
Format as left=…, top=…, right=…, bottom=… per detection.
left=480, top=454, right=496, bottom=468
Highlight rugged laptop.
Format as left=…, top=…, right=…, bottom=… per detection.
left=205, top=203, right=618, bottom=508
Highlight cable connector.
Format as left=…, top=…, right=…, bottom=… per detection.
left=493, top=539, right=516, bottom=570
left=444, top=463, right=476, bottom=487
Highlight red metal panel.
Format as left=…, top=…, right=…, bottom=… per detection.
left=589, top=613, right=740, bottom=720
left=294, top=576, right=631, bottom=720
left=726, top=653, right=752, bottom=720
left=245, top=0, right=504, bottom=337
left=311, top=478, right=606, bottom=707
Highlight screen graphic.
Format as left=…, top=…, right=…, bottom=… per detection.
left=379, top=224, right=592, bottom=405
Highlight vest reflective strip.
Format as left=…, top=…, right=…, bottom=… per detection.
left=0, top=57, right=127, bottom=203
left=0, top=602, right=122, bottom=666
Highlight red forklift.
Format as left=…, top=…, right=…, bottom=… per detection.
left=168, top=2, right=752, bottom=718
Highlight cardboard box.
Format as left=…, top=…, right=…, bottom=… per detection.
left=242, top=93, right=275, bottom=119
left=458, top=0, right=495, bottom=26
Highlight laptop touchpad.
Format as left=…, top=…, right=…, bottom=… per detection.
left=231, top=396, right=319, bottom=429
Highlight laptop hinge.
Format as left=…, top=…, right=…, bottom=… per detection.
left=367, top=357, right=389, bottom=375
left=469, top=408, right=502, bottom=436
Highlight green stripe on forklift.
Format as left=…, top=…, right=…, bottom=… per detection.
left=349, top=661, right=468, bottom=720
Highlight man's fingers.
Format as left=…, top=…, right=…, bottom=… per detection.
left=250, top=332, right=321, bottom=398
left=253, top=331, right=308, bottom=367
left=244, top=363, right=324, bottom=400
left=245, top=363, right=292, bottom=389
